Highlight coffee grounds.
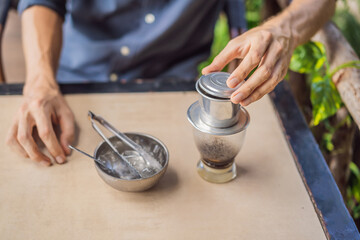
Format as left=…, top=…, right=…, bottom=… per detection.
left=197, top=137, right=238, bottom=163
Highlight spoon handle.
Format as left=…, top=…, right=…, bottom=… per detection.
left=68, top=145, right=108, bottom=169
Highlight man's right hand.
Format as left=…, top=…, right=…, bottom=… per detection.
left=6, top=78, right=75, bottom=166
left=6, top=6, right=72, bottom=166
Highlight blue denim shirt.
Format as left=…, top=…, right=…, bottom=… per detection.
left=18, top=0, right=244, bottom=83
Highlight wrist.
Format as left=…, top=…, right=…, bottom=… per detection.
left=23, top=73, right=60, bottom=97
left=262, top=10, right=299, bottom=51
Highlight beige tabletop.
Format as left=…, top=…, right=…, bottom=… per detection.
left=0, top=92, right=326, bottom=240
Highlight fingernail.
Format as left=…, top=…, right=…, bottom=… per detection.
left=56, top=156, right=66, bottom=164
left=41, top=161, right=51, bottom=167
left=65, top=144, right=72, bottom=155
left=227, top=77, right=239, bottom=88
left=202, top=70, right=210, bottom=75
left=231, top=92, right=245, bottom=103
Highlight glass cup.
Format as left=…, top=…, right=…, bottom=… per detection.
left=192, top=127, right=246, bottom=183
left=188, top=73, right=250, bottom=183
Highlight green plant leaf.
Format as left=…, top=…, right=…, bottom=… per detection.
left=347, top=162, right=360, bottom=213
left=245, top=0, right=263, bottom=29
left=197, top=14, right=230, bottom=75
left=310, top=74, right=342, bottom=125
left=290, top=42, right=327, bottom=74
left=322, top=132, right=334, bottom=152
left=329, top=60, right=360, bottom=78
left=333, top=8, right=360, bottom=57
left=353, top=205, right=360, bottom=219
left=353, top=186, right=360, bottom=202
left=350, top=162, right=360, bottom=182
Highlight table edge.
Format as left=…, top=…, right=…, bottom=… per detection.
left=269, top=81, right=360, bottom=240
left=0, top=81, right=196, bottom=95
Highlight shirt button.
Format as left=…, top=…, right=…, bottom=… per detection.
left=120, top=46, right=130, bottom=56
left=110, top=73, right=118, bottom=82
left=145, top=13, right=155, bottom=24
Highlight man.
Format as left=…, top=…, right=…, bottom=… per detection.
left=6, top=0, right=336, bottom=166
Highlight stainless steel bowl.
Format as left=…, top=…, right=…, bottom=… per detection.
left=94, top=133, right=169, bottom=192
left=196, top=80, right=240, bottom=128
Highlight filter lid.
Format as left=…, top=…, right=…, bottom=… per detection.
left=198, top=72, right=242, bottom=98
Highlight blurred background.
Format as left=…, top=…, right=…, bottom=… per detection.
left=3, top=10, right=24, bottom=84
left=4, top=1, right=360, bottom=83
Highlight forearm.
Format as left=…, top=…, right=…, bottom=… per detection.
left=263, top=0, right=336, bottom=47
left=22, top=6, right=63, bottom=94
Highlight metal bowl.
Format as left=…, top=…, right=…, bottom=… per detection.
left=94, top=133, right=169, bottom=192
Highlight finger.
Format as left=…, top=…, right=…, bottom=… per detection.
left=34, top=110, right=66, bottom=164
left=6, top=120, right=29, bottom=158
left=57, top=109, right=75, bottom=156
left=239, top=59, right=287, bottom=106
left=226, top=41, right=271, bottom=89
left=202, top=40, right=249, bottom=75
left=230, top=42, right=283, bottom=103
left=17, top=114, right=52, bottom=166
left=227, top=59, right=241, bottom=73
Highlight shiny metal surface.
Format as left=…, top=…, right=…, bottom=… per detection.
left=88, top=111, right=141, bottom=177
left=69, top=145, right=110, bottom=170
left=196, top=80, right=241, bottom=128
left=189, top=75, right=249, bottom=183
left=89, top=111, right=162, bottom=175
left=94, top=133, right=169, bottom=192
left=187, top=101, right=249, bottom=135
left=198, top=72, right=241, bottom=98
left=190, top=108, right=247, bottom=183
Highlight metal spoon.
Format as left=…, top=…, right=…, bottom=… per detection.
left=68, top=145, right=111, bottom=170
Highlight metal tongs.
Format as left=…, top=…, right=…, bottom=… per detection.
left=88, top=111, right=162, bottom=178
left=88, top=111, right=145, bottom=177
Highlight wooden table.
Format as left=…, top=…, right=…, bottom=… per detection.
left=0, top=82, right=358, bottom=239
